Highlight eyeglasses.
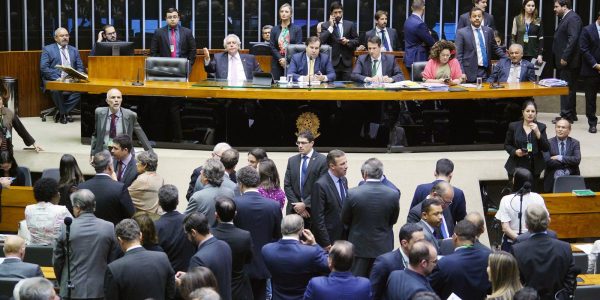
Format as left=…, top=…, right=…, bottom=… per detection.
left=105, top=31, right=117, bottom=36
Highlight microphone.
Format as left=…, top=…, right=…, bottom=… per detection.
left=64, top=217, right=73, bottom=232
left=308, top=57, right=314, bottom=86
left=132, top=68, right=144, bottom=86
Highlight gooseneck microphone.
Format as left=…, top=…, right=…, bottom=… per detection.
left=64, top=216, right=75, bottom=298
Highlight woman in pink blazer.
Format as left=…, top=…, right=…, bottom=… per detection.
left=422, top=40, right=466, bottom=85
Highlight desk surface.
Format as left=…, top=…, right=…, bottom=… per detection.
left=578, top=274, right=600, bottom=286
left=46, top=80, right=567, bottom=101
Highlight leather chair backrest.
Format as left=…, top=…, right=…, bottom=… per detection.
left=145, top=57, right=189, bottom=82
left=285, top=44, right=333, bottom=63
left=249, top=43, right=272, bottom=56
left=23, top=245, right=53, bottom=266
left=553, top=175, right=586, bottom=193
left=411, top=61, right=428, bottom=82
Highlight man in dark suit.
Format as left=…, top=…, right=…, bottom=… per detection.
left=543, top=119, right=581, bottom=192
left=221, top=148, right=238, bottom=184
left=78, top=150, right=134, bottom=225
left=90, top=88, right=153, bottom=158
left=457, top=0, right=496, bottom=30
left=234, top=166, right=282, bottom=300
left=155, top=185, right=196, bottom=272
left=186, top=142, right=231, bottom=200
left=39, top=27, right=84, bottom=123
left=262, top=214, right=329, bottom=300
left=319, top=1, right=359, bottom=81
left=304, top=241, right=371, bottom=299
left=90, top=24, right=118, bottom=56
left=212, top=197, right=253, bottom=300
left=413, top=198, right=445, bottom=253
left=311, top=149, right=348, bottom=250
left=579, top=11, right=600, bottom=133
left=54, top=189, right=119, bottom=299
left=341, top=158, right=400, bottom=277
left=150, top=7, right=196, bottom=65
left=408, top=181, right=456, bottom=239
left=104, top=219, right=175, bottom=300
left=552, top=0, right=582, bottom=124
left=184, top=212, right=232, bottom=300
left=455, top=7, right=507, bottom=82
left=512, top=204, right=578, bottom=300
left=110, top=134, right=138, bottom=188
left=403, top=0, right=436, bottom=69
left=429, top=220, right=491, bottom=300
left=385, top=241, right=437, bottom=300
left=410, top=158, right=467, bottom=225
left=287, top=36, right=336, bottom=82
left=488, top=44, right=536, bottom=83
left=351, top=36, right=404, bottom=83
left=362, top=11, right=400, bottom=51
left=0, top=235, right=43, bottom=279
left=369, top=223, right=425, bottom=300
left=203, top=34, right=262, bottom=80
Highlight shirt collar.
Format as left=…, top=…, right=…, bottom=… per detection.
left=420, top=219, right=435, bottom=233
left=371, top=54, right=382, bottom=61
left=328, top=170, right=341, bottom=182
left=243, top=188, right=259, bottom=194
left=471, top=25, right=482, bottom=31
left=411, top=13, right=423, bottom=21
left=57, top=43, right=67, bottom=50
left=126, top=244, right=143, bottom=252
left=121, top=153, right=132, bottom=165
left=228, top=52, right=241, bottom=60
left=281, top=235, right=299, bottom=241
left=377, top=27, right=387, bottom=33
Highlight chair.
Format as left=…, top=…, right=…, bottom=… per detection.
left=285, top=44, right=332, bottom=64
left=41, top=168, right=60, bottom=182
left=0, top=278, right=21, bottom=300
left=16, top=166, right=32, bottom=187
left=145, top=57, right=189, bottom=82
left=249, top=43, right=272, bottom=56
left=574, top=285, right=600, bottom=300
left=411, top=61, right=428, bottom=82
left=574, top=253, right=589, bottom=274
left=553, top=175, right=586, bottom=193
left=23, top=245, right=53, bottom=266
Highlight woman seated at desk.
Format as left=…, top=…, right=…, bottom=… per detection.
left=421, top=40, right=466, bottom=85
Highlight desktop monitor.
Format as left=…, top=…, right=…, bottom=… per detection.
left=93, top=41, right=135, bottom=56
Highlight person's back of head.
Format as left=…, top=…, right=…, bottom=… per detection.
left=435, top=158, right=454, bottom=177
left=133, top=212, right=159, bottom=245
left=17, top=277, right=57, bottom=300
left=512, top=167, right=533, bottom=194
left=33, top=178, right=59, bottom=203
left=92, top=150, right=113, bottom=174
left=158, top=184, right=179, bottom=212
left=179, top=267, right=219, bottom=300
left=513, top=287, right=540, bottom=300
left=465, top=212, right=485, bottom=237
left=453, top=220, right=478, bottom=245
left=184, top=212, right=211, bottom=237
left=212, top=142, right=231, bottom=157
left=59, top=153, right=84, bottom=185
left=360, top=158, right=383, bottom=180
left=215, top=196, right=236, bottom=223
left=202, top=158, right=225, bottom=187
left=115, top=218, right=142, bottom=243
left=329, top=240, right=354, bottom=272
left=487, top=251, right=522, bottom=299
left=408, top=241, right=433, bottom=270
left=281, top=214, right=304, bottom=237
left=524, top=204, right=549, bottom=233
left=237, top=166, right=260, bottom=189
left=70, top=189, right=96, bottom=214
left=3, top=235, right=26, bottom=258
left=189, top=287, right=221, bottom=300
left=220, top=149, right=239, bottom=171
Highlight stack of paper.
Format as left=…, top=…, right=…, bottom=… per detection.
left=422, top=82, right=449, bottom=91
left=538, top=78, right=568, bottom=87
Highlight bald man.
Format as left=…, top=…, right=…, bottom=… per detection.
left=0, top=235, right=43, bottom=279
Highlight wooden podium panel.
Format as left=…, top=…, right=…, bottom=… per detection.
left=0, top=186, right=36, bottom=232
left=542, top=192, right=600, bottom=238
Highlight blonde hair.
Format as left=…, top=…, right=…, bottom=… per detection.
left=487, top=251, right=523, bottom=300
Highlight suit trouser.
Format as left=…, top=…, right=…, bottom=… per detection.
left=250, top=278, right=266, bottom=300
left=351, top=257, right=376, bottom=278
left=50, top=90, right=80, bottom=114
left=558, top=67, right=579, bottom=121
left=583, top=75, right=599, bottom=127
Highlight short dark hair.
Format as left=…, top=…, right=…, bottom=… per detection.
left=102, top=24, right=115, bottom=32
left=305, top=36, right=321, bottom=46
left=454, top=220, right=478, bottom=243
left=248, top=148, right=268, bottom=161
left=237, top=166, right=260, bottom=188
left=165, top=7, right=179, bottom=16
left=408, top=241, right=432, bottom=267
left=329, top=241, right=355, bottom=272
left=470, top=7, right=484, bottom=17
left=421, top=198, right=443, bottom=215
left=367, top=35, right=382, bottom=47
left=297, top=130, right=315, bottom=142
left=327, top=149, right=345, bottom=167
left=112, top=134, right=133, bottom=153
left=512, top=167, right=533, bottom=194
left=34, top=178, right=59, bottom=203
left=435, top=158, right=454, bottom=176
left=115, top=219, right=141, bottom=242
left=220, top=149, right=239, bottom=170
left=158, top=184, right=179, bottom=212
left=184, top=212, right=210, bottom=235
left=374, top=10, right=388, bottom=20
left=330, top=1, right=343, bottom=13
left=554, top=0, right=571, bottom=9
left=399, top=223, right=424, bottom=242
left=215, top=196, right=236, bottom=222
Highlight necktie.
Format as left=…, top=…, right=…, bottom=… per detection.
left=441, top=217, right=449, bottom=239
left=371, top=60, right=379, bottom=77
left=560, top=141, right=565, bottom=156
left=109, top=113, right=117, bottom=138
left=300, top=155, right=308, bottom=197
left=333, top=22, right=341, bottom=38
left=170, top=28, right=177, bottom=58
left=117, top=161, right=124, bottom=181
left=476, top=28, right=488, bottom=68
left=338, top=178, right=346, bottom=204
left=60, top=47, right=70, bottom=66
left=380, top=30, right=389, bottom=51
left=308, top=59, right=315, bottom=77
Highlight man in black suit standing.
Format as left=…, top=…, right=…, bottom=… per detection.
left=385, top=241, right=437, bottom=299
left=111, top=134, right=138, bottom=188
left=362, top=11, right=400, bottom=51
left=351, top=36, right=404, bottom=83
left=184, top=212, right=232, bottom=300
left=150, top=7, right=196, bottom=66
left=512, top=204, right=578, bottom=300
left=0, top=235, right=43, bottom=279
left=579, top=10, right=600, bottom=133
left=104, top=219, right=175, bottom=300
left=234, top=166, right=282, bottom=300
left=312, top=149, right=348, bottom=251
left=457, top=0, right=495, bottom=30
left=408, top=181, right=456, bottom=239
left=413, top=198, right=445, bottom=253
left=283, top=130, right=328, bottom=227
left=78, top=150, right=134, bottom=225
left=341, top=158, right=400, bottom=277
left=552, top=0, right=582, bottom=124
left=212, top=197, right=253, bottom=300
left=319, top=1, right=359, bottom=81
left=543, top=119, right=581, bottom=192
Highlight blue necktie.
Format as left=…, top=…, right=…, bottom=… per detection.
left=380, top=30, right=389, bottom=51
left=338, top=178, right=346, bottom=204
left=560, top=141, right=565, bottom=156
left=441, top=217, right=449, bottom=238
left=476, top=28, right=488, bottom=68
left=300, top=155, right=308, bottom=197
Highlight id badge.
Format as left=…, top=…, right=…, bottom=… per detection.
left=526, top=142, right=533, bottom=152
left=170, top=44, right=175, bottom=53
left=523, top=32, right=529, bottom=43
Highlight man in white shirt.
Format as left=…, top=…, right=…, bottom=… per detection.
left=203, top=34, right=262, bottom=81
left=488, top=44, right=536, bottom=83
left=362, top=11, right=399, bottom=51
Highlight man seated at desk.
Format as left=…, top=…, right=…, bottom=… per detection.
left=487, top=44, right=536, bottom=83
left=90, top=24, right=118, bottom=56
left=203, top=34, right=262, bottom=81
left=351, top=36, right=404, bottom=83
left=287, top=36, right=336, bottom=82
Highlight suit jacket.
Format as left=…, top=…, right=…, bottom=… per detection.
left=438, top=238, right=489, bottom=256
left=457, top=11, right=496, bottom=30
left=204, top=52, right=262, bottom=80
left=579, top=22, right=600, bottom=77
left=385, top=268, right=433, bottom=300
left=212, top=223, right=254, bottom=300
left=487, top=58, right=536, bottom=83
left=363, top=27, right=400, bottom=51
left=40, top=43, right=85, bottom=91
left=543, top=136, right=581, bottom=192
left=358, top=175, right=400, bottom=194
left=369, top=249, right=406, bottom=300
left=410, top=180, right=467, bottom=224
left=504, top=120, right=550, bottom=176
left=414, top=220, right=440, bottom=252
left=341, top=181, right=400, bottom=258
left=114, top=155, right=138, bottom=188
left=53, top=212, right=118, bottom=298
left=233, top=191, right=282, bottom=280
left=128, top=171, right=164, bottom=215
left=455, top=25, right=507, bottom=82
left=105, top=247, right=175, bottom=300
left=515, top=229, right=558, bottom=243
left=155, top=211, right=196, bottom=272
left=185, top=184, right=235, bottom=226
left=403, top=14, right=436, bottom=67
left=269, top=24, right=304, bottom=61
left=320, top=20, right=360, bottom=68
left=283, top=151, right=328, bottom=215
left=77, top=174, right=135, bottom=225
left=552, top=10, right=582, bottom=70
left=512, top=234, right=577, bottom=300
left=429, top=246, right=492, bottom=300
left=90, top=107, right=153, bottom=156
left=351, top=53, right=404, bottom=83
left=262, top=239, right=329, bottom=300
left=311, top=172, right=348, bottom=247
left=190, top=236, right=233, bottom=300
left=408, top=202, right=455, bottom=239
left=0, top=258, right=43, bottom=279
left=150, top=25, right=197, bottom=65
left=186, top=166, right=203, bottom=200
left=304, top=271, right=371, bottom=300
left=287, top=52, right=336, bottom=82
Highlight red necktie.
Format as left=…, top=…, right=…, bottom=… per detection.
left=117, top=161, right=124, bottom=181
left=109, top=113, right=117, bottom=138
left=170, top=28, right=177, bottom=58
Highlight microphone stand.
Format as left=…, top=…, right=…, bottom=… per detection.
left=65, top=223, right=74, bottom=299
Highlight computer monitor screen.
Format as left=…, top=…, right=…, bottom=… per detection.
left=93, top=41, right=135, bottom=56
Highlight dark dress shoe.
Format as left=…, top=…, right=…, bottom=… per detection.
left=590, top=126, right=597, bottom=134
left=66, top=114, right=74, bottom=122
left=54, top=112, right=60, bottom=123
left=60, top=115, right=68, bottom=124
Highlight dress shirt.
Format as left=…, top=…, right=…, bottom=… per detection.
left=126, top=245, right=144, bottom=252
left=377, top=27, right=392, bottom=51
left=58, top=43, right=71, bottom=77
left=370, top=54, right=383, bottom=79
left=507, top=62, right=522, bottom=83
left=400, top=248, right=409, bottom=267
left=227, top=53, right=247, bottom=82
left=328, top=19, right=345, bottom=37
left=104, top=108, right=124, bottom=147
left=556, top=137, right=568, bottom=161
left=328, top=170, right=345, bottom=202
left=471, top=25, right=485, bottom=67
left=118, top=153, right=132, bottom=178
left=299, top=149, right=314, bottom=191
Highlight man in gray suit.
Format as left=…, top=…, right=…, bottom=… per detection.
left=0, top=235, right=43, bottom=279
left=415, top=198, right=445, bottom=252
left=53, top=189, right=119, bottom=299
left=90, top=88, right=152, bottom=159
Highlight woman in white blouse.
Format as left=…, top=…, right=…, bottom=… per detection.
left=25, top=178, right=72, bottom=245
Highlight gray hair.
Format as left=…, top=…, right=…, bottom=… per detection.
left=137, top=150, right=158, bottom=172
left=509, top=43, right=524, bottom=52
left=262, top=25, right=273, bottom=31
left=18, top=277, right=55, bottom=300
left=360, top=158, right=383, bottom=179
left=237, top=166, right=260, bottom=188
left=223, top=34, right=241, bottom=48
left=54, top=27, right=68, bottom=37
left=431, top=180, right=452, bottom=198
left=189, top=287, right=221, bottom=300
left=525, top=204, right=549, bottom=233
left=202, top=158, right=225, bottom=187
left=92, top=150, right=112, bottom=173
left=212, top=142, right=231, bottom=157
left=70, top=189, right=96, bottom=213
left=281, top=214, right=304, bottom=235
left=115, top=219, right=141, bottom=242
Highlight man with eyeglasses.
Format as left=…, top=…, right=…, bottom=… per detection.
left=150, top=7, right=197, bottom=65
left=385, top=240, right=437, bottom=300
left=89, top=24, right=118, bottom=56
left=407, top=181, right=455, bottom=241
